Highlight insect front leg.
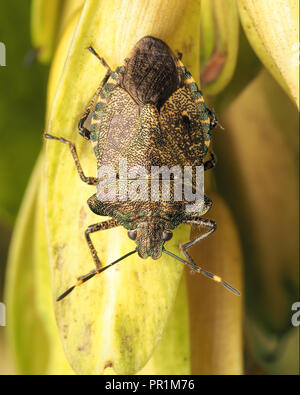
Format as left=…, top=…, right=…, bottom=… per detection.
left=43, top=132, right=99, bottom=185
left=180, top=217, right=240, bottom=295
left=56, top=217, right=121, bottom=302
left=181, top=193, right=215, bottom=263
left=84, top=218, right=120, bottom=270
left=78, top=47, right=112, bottom=140
left=56, top=196, right=121, bottom=302
left=181, top=217, right=216, bottom=265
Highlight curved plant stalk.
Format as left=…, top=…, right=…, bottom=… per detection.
left=31, top=0, right=61, bottom=63
left=213, top=27, right=261, bottom=113
left=215, top=70, right=299, bottom=373
left=199, top=0, right=215, bottom=64
left=246, top=316, right=299, bottom=375
left=31, top=0, right=85, bottom=64
left=139, top=276, right=190, bottom=375
left=57, top=0, right=86, bottom=40
left=105, top=277, right=190, bottom=375
left=187, top=192, right=244, bottom=374
left=220, top=70, right=298, bottom=333
left=5, top=152, right=74, bottom=374
left=5, top=153, right=49, bottom=374
left=0, top=333, right=13, bottom=374
left=200, top=0, right=239, bottom=95
left=44, top=0, right=201, bottom=375
left=237, top=0, right=299, bottom=109
left=34, top=153, right=75, bottom=375
left=0, top=1, right=48, bottom=224
left=46, top=9, right=82, bottom=121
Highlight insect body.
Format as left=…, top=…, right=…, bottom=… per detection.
left=44, top=36, right=239, bottom=300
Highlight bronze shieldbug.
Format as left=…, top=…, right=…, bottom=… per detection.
left=44, top=36, right=239, bottom=300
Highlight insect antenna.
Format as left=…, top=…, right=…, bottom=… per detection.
left=162, top=249, right=240, bottom=296
left=56, top=249, right=137, bottom=302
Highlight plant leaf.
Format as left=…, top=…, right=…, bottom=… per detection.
left=238, top=0, right=299, bottom=109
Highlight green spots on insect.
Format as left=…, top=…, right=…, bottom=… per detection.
left=193, top=90, right=203, bottom=99
left=92, top=111, right=104, bottom=121
left=204, top=132, right=211, bottom=141
left=90, top=120, right=101, bottom=140
left=201, top=121, right=211, bottom=135
left=196, top=101, right=206, bottom=112
left=104, top=83, right=116, bottom=92
left=180, top=65, right=207, bottom=111
left=90, top=130, right=98, bottom=142
left=115, top=211, right=135, bottom=227
left=184, top=71, right=192, bottom=80
left=189, top=82, right=198, bottom=92
left=93, top=146, right=98, bottom=156
left=95, top=101, right=105, bottom=111
left=98, top=82, right=116, bottom=101
left=115, top=66, right=124, bottom=73
left=116, top=211, right=130, bottom=220
left=202, top=111, right=210, bottom=121
left=93, top=102, right=106, bottom=122
left=180, top=66, right=187, bottom=74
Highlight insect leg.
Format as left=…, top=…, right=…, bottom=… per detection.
left=84, top=218, right=120, bottom=270
left=43, top=132, right=98, bottom=185
left=57, top=247, right=136, bottom=302
left=181, top=217, right=217, bottom=264
left=78, top=47, right=112, bottom=140
left=182, top=195, right=214, bottom=257
left=181, top=217, right=240, bottom=295
left=204, top=151, right=217, bottom=171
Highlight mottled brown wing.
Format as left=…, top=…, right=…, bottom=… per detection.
left=158, top=86, right=208, bottom=168
left=90, top=86, right=140, bottom=169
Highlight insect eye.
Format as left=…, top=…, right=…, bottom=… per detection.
left=162, top=231, right=173, bottom=241
left=128, top=230, right=137, bottom=240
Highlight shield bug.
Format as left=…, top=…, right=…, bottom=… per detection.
left=44, top=36, right=240, bottom=301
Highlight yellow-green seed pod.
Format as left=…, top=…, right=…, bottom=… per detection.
left=187, top=193, right=244, bottom=374
left=200, top=0, right=240, bottom=95
left=216, top=70, right=299, bottom=373
left=237, top=0, right=299, bottom=109
left=31, top=0, right=61, bottom=63
left=31, top=0, right=85, bottom=64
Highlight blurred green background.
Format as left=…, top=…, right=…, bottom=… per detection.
left=0, top=0, right=48, bottom=373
